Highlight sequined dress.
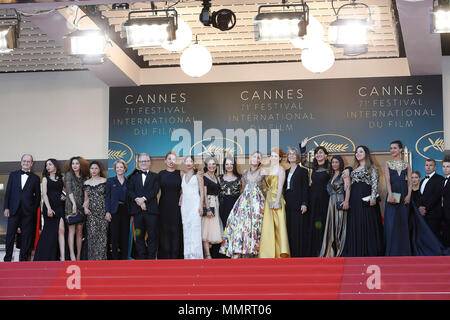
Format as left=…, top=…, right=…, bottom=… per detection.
left=218, top=175, right=242, bottom=228
left=220, top=169, right=265, bottom=258
left=64, top=171, right=85, bottom=222
left=84, top=183, right=107, bottom=260
left=344, top=166, right=384, bottom=257
left=319, top=173, right=347, bottom=257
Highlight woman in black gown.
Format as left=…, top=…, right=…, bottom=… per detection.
left=344, top=146, right=384, bottom=257
left=218, top=157, right=242, bottom=229
left=34, top=159, right=65, bottom=261
left=299, top=138, right=331, bottom=257
left=157, top=151, right=183, bottom=259
left=217, top=157, right=242, bottom=258
left=284, top=147, right=310, bottom=257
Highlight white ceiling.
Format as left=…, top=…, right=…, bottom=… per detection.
left=0, top=0, right=401, bottom=73
left=100, top=0, right=400, bottom=67
left=0, top=8, right=84, bottom=72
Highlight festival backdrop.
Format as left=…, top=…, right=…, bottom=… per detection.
left=109, top=75, right=444, bottom=176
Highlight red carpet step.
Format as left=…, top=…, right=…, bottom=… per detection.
left=0, top=256, right=449, bottom=300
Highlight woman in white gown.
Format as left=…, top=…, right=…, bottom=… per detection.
left=180, top=156, right=205, bottom=259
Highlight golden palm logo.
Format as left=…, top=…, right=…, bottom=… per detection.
left=308, top=134, right=355, bottom=152
left=109, top=150, right=127, bottom=160
left=108, top=140, right=134, bottom=165
left=423, top=137, right=445, bottom=153
left=415, top=131, right=444, bottom=161
left=312, top=141, right=350, bottom=152
left=189, top=138, right=243, bottom=156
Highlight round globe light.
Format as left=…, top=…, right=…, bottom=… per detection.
left=161, top=18, right=192, bottom=52
left=301, top=41, right=335, bottom=73
left=180, top=43, right=212, bottom=77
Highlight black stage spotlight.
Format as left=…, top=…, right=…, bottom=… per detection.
left=112, top=3, right=129, bottom=10
left=212, top=9, right=236, bottom=31
left=199, top=0, right=236, bottom=31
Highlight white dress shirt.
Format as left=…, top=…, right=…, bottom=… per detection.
left=287, top=172, right=293, bottom=190
left=420, top=171, right=435, bottom=195
left=445, top=175, right=450, bottom=188
left=141, top=171, right=149, bottom=186
left=21, top=171, right=30, bottom=189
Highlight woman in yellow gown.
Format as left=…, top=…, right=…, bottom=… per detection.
left=259, top=147, right=290, bottom=258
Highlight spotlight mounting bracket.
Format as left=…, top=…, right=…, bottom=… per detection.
left=126, top=8, right=178, bottom=30
left=199, top=0, right=236, bottom=31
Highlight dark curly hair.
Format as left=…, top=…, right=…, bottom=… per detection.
left=42, top=158, right=62, bottom=180
left=64, top=156, right=90, bottom=179
left=312, top=146, right=330, bottom=171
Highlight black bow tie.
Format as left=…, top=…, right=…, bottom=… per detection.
left=425, top=176, right=430, bottom=179
left=20, top=170, right=30, bottom=176
left=140, top=170, right=149, bottom=176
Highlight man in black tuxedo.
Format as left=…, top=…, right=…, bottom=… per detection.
left=127, top=153, right=160, bottom=259
left=3, top=154, right=41, bottom=262
left=441, top=157, right=450, bottom=247
left=418, top=158, right=445, bottom=241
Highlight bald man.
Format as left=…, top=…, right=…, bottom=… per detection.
left=3, top=154, right=41, bottom=261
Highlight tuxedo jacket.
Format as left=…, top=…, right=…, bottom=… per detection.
left=3, top=170, right=41, bottom=216
left=127, top=171, right=160, bottom=215
left=418, top=173, right=445, bottom=220
left=105, top=176, right=127, bottom=215
left=284, top=165, right=309, bottom=209
left=442, top=177, right=450, bottom=221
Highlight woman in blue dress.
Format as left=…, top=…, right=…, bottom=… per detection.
left=383, top=140, right=412, bottom=256
left=384, top=141, right=448, bottom=256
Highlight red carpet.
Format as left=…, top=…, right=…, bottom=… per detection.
left=0, top=256, right=449, bottom=300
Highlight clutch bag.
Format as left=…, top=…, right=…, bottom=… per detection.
left=361, top=194, right=379, bottom=202
left=362, top=194, right=379, bottom=207
left=269, top=201, right=281, bottom=209
left=203, top=207, right=215, bottom=217
left=391, top=192, right=401, bottom=204
left=67, top=213, right=84, bottom=225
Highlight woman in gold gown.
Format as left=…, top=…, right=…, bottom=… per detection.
left=259, top=148, right=290, bottom=258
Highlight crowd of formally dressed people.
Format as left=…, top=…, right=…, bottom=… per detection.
left=2, top=139, right=450, bottom=262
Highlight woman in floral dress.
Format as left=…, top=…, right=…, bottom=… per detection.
left=220, top=152, right=266, bottom=258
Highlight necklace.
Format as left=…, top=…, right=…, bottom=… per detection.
left=206, top=172, right=216, bottom=182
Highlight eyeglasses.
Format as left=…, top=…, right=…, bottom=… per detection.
left=138, top=160, right=151, bottom=163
